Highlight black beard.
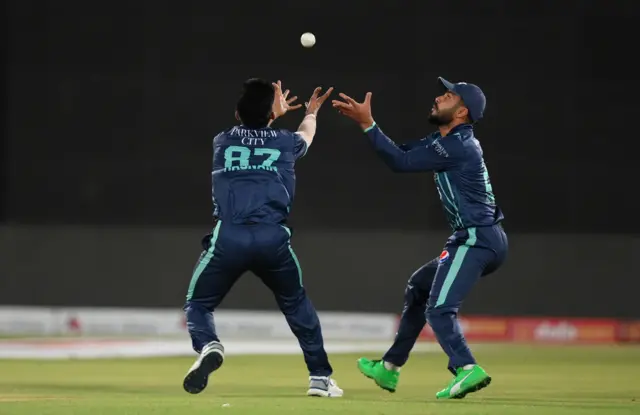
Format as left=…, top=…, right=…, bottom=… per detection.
left=428, top=112, right=453, bottom=126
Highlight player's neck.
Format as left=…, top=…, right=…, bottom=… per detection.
left=438, top=120, right=466, bottom=137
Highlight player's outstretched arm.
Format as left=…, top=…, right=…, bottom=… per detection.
left=332, top=92, right=457, bottom=172
left=295, top=86, right=334, bottom=149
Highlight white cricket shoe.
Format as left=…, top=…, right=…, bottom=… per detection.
left=183, top=341, right=224, bottom=394
left=307, top=376, right=344, bottom=397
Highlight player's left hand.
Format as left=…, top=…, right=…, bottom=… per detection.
left=332, top=92, right=375, bottom=131
left=272, top=80, right=303, bottom=120
left=304, top=86, right=334, bottom=116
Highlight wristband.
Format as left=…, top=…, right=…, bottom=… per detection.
left=364, top=121, right=377, bottom=132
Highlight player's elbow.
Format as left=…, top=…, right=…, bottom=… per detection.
left=386, top=156, right=414, bottom=172
left=376, top=150, right=415, bottom=172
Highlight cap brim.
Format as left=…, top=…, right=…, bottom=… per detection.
left=438, top=77, right=456, bottom=93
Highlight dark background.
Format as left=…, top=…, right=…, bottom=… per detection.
left=2, top=0, right=639, bottom=318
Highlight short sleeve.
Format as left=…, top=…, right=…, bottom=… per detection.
left=293, top=132, right=309, bottom=160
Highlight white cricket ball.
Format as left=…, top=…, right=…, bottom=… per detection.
left=300, top=32, right=316, bottom=48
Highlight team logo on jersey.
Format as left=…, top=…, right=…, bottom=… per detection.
left=439, top=250, right=450, bottom=263
left=431, top=140, right=449, bottom=158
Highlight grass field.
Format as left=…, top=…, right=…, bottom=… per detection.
left=0, top=344, right=638, bottom=414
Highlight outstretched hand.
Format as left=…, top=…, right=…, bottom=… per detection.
left=332, top=92, right=375, bottom=130
left=304, top=86, right=334, bottom=116
left=272, top=80, right=303, bottom=120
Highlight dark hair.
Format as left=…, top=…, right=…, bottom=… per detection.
left=236, top=78, right=275, bottom=129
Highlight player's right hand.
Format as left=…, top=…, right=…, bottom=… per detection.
left=332, top=92, right=375, bottom=131
left=272, top=80, right=303, bottom=120
left=304, top=87, right=334, bottom=116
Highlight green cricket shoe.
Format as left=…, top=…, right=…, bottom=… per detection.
left=436, top=365, right=492, bottom=400
left=356, top=358, right=399, bottom=392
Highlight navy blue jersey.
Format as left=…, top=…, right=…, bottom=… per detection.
left=365, top=123, right=503, bottom=231
left=211, top=125, right=308, bottom=224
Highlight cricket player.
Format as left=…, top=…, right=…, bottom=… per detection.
left=182, top=78, right=343, bottom=398
left=332, top=77, right=508, bottom=399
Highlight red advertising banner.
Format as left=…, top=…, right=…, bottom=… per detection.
left=509, top=318, right=620, bottom=344
left=617, top=320, right=640, bottom=343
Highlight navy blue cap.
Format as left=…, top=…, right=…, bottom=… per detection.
left=438, top=77, right=486, bottom=123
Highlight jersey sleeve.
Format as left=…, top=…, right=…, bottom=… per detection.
left=292, top=132, right=309, bottom=160
left=365, top=124, right=462, bottom=172
left=399, top=137, right=433, bottom=151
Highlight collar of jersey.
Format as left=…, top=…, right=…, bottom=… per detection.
left=430, top=123, right=473, bottom=140
left=238, top=124, right=273, bottom=130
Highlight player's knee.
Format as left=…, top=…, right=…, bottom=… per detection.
left=406, top=264, right=436, bottom=293
left=404, top=283, right=426, bottom=308
left=404, top=283, right=416, bottom=306
left=425, top=305, right=458, bottom=325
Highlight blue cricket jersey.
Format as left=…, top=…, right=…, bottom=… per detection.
left=211, top=125, right=308, bottom=224
left=365, top=123, right=503, bottom=231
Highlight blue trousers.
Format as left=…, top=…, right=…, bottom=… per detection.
left=383, top=224, right=508, bottom=374
left=183, top=220, right=332, bottom=377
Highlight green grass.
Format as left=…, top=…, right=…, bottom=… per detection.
left=0, top=344, right=638, bottom=414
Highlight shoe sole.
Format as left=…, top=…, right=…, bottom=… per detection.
left=357, top=362, right=396, bottom=393
left=450, top=376, right=492, bottom=399
left=307, top=389, right=343, bottom=398
left=183, top=349, right=224, bottom=394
